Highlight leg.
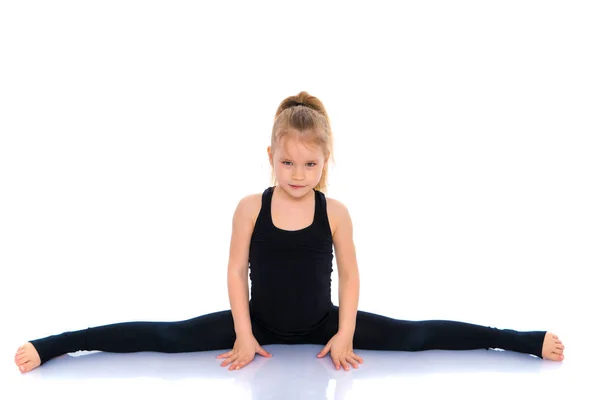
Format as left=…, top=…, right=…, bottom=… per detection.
left=352, top=309, right=547, bottom=357
left=305, top=306, right=564, bottom=359
left=15, top=310, right=237, bottom=373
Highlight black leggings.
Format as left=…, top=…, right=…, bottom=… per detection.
left=30, top=306, right=546, bottom=365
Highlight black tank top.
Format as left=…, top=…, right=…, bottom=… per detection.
left=248, top=186, right=334, bottom=335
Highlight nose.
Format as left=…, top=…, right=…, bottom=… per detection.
left=292, top=166, right=305, bottom=180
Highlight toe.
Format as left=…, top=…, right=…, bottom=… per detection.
left=16, top=354, right=28, bottom=364
left=20, top=360, right=34, bottom=373
left=549, top=352, right=564, bottom=361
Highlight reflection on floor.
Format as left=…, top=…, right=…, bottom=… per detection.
left=8, top=344, right=575, bottom=399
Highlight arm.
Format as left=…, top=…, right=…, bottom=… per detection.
left=317, top=199, right=363, bottom=371
left=218, top=194, right=272, bottom=370
left=331, top=200, right=360, bottom=337
left=226, top=195, right=257, bottom=338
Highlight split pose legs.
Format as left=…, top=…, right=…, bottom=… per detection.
left=14, top=306, right=565, bottom=373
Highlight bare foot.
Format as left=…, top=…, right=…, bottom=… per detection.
left=541, top=332, right=565, bottom=361
left=14, top=342, right=41, bottom=373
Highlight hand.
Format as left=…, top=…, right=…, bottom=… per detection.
left=316, top=331, right=364, bottom=371
left=216, top=334, right=272, bottom=371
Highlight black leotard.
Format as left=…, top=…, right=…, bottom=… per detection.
left=249, top=186, right=334, bottom=335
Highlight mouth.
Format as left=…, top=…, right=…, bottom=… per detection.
left=289, top=184, right=305, bottom=189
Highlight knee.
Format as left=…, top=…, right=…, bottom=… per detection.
left=154, top=324, right=181, bottom=352
left=402, top=327, right=428, bottom=351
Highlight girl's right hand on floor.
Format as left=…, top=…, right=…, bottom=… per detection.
left=216, top=335, right=272, bottom=370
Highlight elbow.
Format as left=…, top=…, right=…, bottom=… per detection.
left=339, top=271, right=360, bottom=286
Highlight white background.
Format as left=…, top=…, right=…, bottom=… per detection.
left=1, top=1, right=598, bottom=398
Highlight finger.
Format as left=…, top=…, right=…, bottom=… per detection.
left=216, top=350, right=233, bottom=359
left=340, top=358, right=350, bottom=371
left=220, top=355, right=236, bottom=367
left=348, top=355, right=359, bottom=368
left=257, top=347, right=272, bottom=357
left=352, top=352, right=364, bottom=364
left=230, top=359, right=246, bottom=371
left=332, top=356, right=341, bottom=370
left=234, top=359, right=250, bottom=370
left=318, top=344, right=331, bottom=358
left=227, top=358, right=240, bottom=370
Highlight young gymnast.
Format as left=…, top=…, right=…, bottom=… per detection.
left=14, top=91, right=565, bottom=373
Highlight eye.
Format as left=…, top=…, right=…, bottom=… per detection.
left=306, top=162, right=316, bottom=167
left=282, top=161, right=292, bottom=166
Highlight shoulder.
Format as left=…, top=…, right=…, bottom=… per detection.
left=235, top=192, right=263, bottom=227
left=324, top=195, right=352, bottom=238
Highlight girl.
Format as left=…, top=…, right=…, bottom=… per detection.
left=14, top=91, right=565, bottom=374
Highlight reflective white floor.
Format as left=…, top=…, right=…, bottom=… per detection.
left=2, top=335, right=592, bottom=400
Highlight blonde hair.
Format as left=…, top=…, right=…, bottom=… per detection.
left=270, top=91, right=334, bottom=193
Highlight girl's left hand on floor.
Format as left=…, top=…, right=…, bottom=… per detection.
left=317, top=332, right=364, bottom=371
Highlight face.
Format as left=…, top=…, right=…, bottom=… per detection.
left=268, top=133, right=327, bottom=199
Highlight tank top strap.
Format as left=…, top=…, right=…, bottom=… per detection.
left=254, top=187, right=274, bottom=226
left=313, top=189, right=333, bottom=237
